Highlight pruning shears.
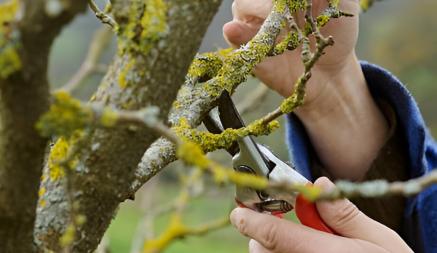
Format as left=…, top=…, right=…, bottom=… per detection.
left=203, top=91, right=334, bottom=234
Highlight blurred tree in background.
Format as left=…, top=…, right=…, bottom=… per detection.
left=358, top=0, right=437, bottom=135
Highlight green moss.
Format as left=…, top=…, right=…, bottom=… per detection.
left=37, top=92, right=93, bottom=138
left=173, top=118, right=279, bottom=153
left=0, top=0, right=21, bottom=79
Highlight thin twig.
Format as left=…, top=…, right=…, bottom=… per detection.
left=59, top=26, right=113, bottom=93
left=88, top=0, right=117, bottom=28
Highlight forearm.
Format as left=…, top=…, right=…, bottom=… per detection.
left=294, top=53, right=389, bottom=181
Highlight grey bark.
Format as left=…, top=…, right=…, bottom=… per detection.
left=0, top=1, right=87, bottom=252
left=132, top=5, right=286, bottom=192
left=35, top=1, right=223, bottom=252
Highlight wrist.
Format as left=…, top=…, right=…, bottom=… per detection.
left=292, top=53, right=389, bottom=180
left=295, top=53, right=365, bottom=119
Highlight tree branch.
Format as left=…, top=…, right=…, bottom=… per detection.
left=88, top=0, right=117, bottom=29
left=132, top=0, right=289, bottom=193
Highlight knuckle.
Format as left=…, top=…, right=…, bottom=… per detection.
left=331, top=200, right=361, bottom=228
left=237, top=217, right=250, bottom=236
left=260, top=223, right=279, bottom=251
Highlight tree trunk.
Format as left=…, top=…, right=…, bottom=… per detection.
left=35, top=1, right=223, bottom=252
left=0, top=1, right=87, bottom=252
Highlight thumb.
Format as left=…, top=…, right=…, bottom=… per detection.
left=315, top=177, right=412, bottom=252
left=223, top=20, right=258, bottom=48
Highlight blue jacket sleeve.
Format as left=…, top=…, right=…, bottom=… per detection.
left=285, top=61, right=437, bottom=253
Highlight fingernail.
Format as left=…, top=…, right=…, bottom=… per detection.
left=230, top=208, right=245, bottom=228
left=314, top=177, right=336, bottom=192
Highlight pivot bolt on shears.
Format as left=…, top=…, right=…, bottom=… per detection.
left=203, top=91, right=334, bottom=234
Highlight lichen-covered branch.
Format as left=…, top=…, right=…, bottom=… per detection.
left=133, top=0, right=291, bottom=192
left=321, top=170, right=437, bottom=200
left=141, top=170, right=227, bottom=253
left=0, top=0, right=87, bottom=252
left=35, top=1, right=223, bottom=252
left=143, top=215, right=229, bottom=253
left=133, top=0, right=348, bottom=192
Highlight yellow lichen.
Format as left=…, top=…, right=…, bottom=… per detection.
left=316, top=15, right=330, bottom=28
left=0, top=0, right=21, bottom=79
left=176, top=136, right=271, bottom=188
left=143, top=214, right=187, bottom=253
left=47, top=130, right=83, bottom=181
left=140, top=0, right=168, bottom=47
left=294, top=184, right=323, bottom=202
left=360, top=0, right=375, bottom=11
left=118, top=0, right=168, bottom=55
left=187, top=48, right=233, bottom=81
left=0, top=43, right=21, bottom=79
left=286, top=0, right=307, bottom=13
left=176, top=141, right=210, bottom=169
left=100, top=107, right=119, bottom=127
left=0, top=0, right=19, bottom=23
left=274, top=31, right=300, bottom=55
left=173, top=118, right=279, bottom=153
left=39, top=199, right=47, bottom=208
left=38, top=187, right=47, bottom=207
left=38, top=187, right=46, bottom=197
left=36, top=92, right=93, bottom=138
left=279, top=76, right=306, bottom=114
left=59, top=223, right=75, bottom=247
left=118, top=58, right=134, bottom=89
left=47, top=137, right=69, bottom=181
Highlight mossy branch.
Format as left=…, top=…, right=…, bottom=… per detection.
left=133, top=0, right=292, bottom=192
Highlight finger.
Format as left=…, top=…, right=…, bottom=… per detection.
left=223, top=20, right=258, bottom=47
left=232, top=0, right=272, bottom=21
left=249, top=240, right=272, bottom=253
left=315, top=177, right=413, bottom=253
left=230, top=207, right=385, bottom=253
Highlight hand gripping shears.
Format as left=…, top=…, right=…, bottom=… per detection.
left=203, top=91, right=334, bottom=234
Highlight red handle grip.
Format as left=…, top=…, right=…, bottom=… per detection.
left=295, top=193, right=335, bottom=234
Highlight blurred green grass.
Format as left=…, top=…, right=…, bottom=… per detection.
left=105, top=181, right=297, bottom=253
left=105, top=180, right=246, bottom=253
